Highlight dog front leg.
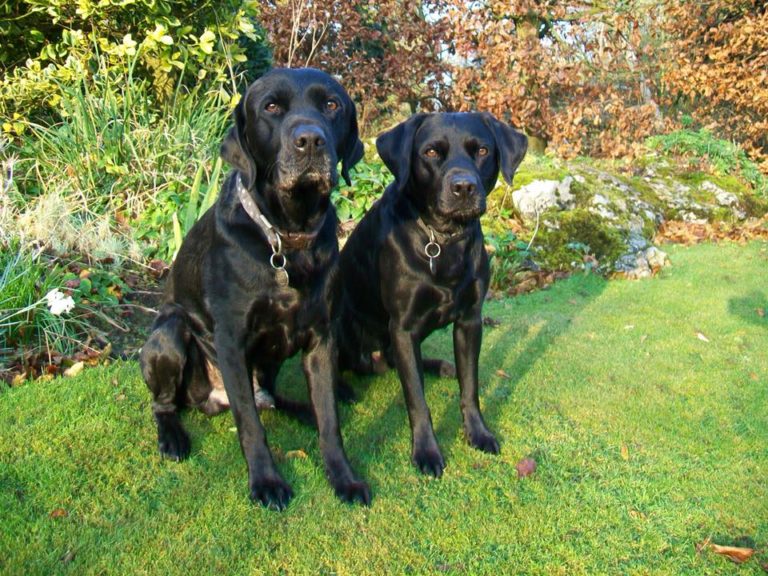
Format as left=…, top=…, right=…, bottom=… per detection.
left=389, top=323, right=445, bottom=477
left=214, top=331, right=292, bottom=510
left=303, top=331, right=371, bottom=505
left=454, top=316, right=500, bottom=454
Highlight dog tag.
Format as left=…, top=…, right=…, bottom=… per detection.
left=274, top=267, right=290, bottom=288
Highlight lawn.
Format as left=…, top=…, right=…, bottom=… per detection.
left=1, top=241, right=766, bottom=575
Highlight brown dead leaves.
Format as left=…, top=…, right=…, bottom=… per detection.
left=698, top=537, right=758, bottom=565
left=655, top=218, right=768, bottom=246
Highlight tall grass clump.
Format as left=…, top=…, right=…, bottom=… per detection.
left=0, top=244, right=83, bottom=364
left=11, top=54, right=234, bottom=263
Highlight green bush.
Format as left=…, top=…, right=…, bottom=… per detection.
left=333, top=160, right=393, bottom=221
left=0, top=0, right=270, bottom=130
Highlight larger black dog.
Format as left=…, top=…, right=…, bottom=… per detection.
left=337, top=112, right=527, bottom=477
left=140, top=68, right=370, bottom=510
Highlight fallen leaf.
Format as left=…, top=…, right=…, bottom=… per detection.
left=286, top=449, right=308, bottom=459
left=515, top=457, right=537, bottom=478
left=620, top=443, right=630, bottom=461
left=49, top=508, right=68, bottom=519
left=709, top=543, right=755, bottom=564
left=628, top=509, right=646, bottom=520
left=11, top=372, right=26, bottom=387
left=750, top=372, right=759, bottom=381
left=757, top=308, right=765, bottom=318
left=495, top=369, right=510, bottom=379
left=696, top=331, right=710, bottom=343
left=640, top=334, right=648, bottom=343
left=63, top=361, right=84, bottom=378
left=624, top=324, right=635, bottom=330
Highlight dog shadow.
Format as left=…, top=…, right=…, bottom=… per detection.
left=347, top=272, right=608, bottom=479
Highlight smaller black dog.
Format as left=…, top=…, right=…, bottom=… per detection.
left=140, top=68, right=369, bottom=510
left=337, top=112, right=527, bottom=476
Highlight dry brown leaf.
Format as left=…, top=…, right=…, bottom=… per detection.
left=63, top=361, right=85, bottom=378
left=620, top=443, right=630, bottom=461
left=515, top=457, right=537, bottom=478
left=709, top=543, right=755, bottom=564
left=49, top=508, right=68, bottom=519
left=495, top=369, right=510, bottom=379
left=696, top=331, right=710, bottom=343
left=757, top=308, right=765, bottom=318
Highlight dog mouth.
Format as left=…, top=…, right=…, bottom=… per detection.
left=275, top=161, right=336, bottom=196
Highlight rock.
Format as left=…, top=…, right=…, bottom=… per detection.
left=702, top=180, right=738, bottom=206
left=701, top=180, right=746, bottom=219
left=590, top=193, right=617, bottom=220
left=512, top=177, right=574, bottom=220
left=573, top=174, right=586, bottom=184
left=645, top=246, right=669, bottom=271
left=614, top=246, right=669, bottom=279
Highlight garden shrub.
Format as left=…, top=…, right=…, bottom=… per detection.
left=0, top=0, right=270, bottom=131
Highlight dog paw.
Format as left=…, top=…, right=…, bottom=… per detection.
left=332, top=477, right=372, bottom=506
left=412, top=445, right=445, bottom=478
left=467, top=426, right=500, bottom=455
left=249, top=476, right=293, bottom=511
left=155, top=413, right=191, bottom=461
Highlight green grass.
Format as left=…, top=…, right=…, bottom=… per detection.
left=1, top=241, right=767, bottom=575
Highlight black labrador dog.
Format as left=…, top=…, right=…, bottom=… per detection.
left=140, top=68, right=370, bottom=510
left=337, top=112, right=527, bottom=477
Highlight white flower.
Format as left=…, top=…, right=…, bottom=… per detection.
left=45, top=289, right=75, bottom=316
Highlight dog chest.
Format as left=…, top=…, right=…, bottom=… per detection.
left=245, top=289, right=325, bottom=358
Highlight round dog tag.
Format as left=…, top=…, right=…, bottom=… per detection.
left=274, top=268, right=290, bottom=288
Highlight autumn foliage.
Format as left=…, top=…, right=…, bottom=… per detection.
left=661, top=0, right=768, bottom=170
left=257, top=1, right=452, bottom=130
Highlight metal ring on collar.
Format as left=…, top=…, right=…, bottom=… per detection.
left=425, top=241, right=441, bottom=259
left=270, top=252, right=286, bottom=270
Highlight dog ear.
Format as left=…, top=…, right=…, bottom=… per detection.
left=481, top=113, right=528, bottom=186
left=220, top=90, right=257, bottom=189
left=376, top=113, right=429, bottom=193
left=340, top=99, right=365, bottom=186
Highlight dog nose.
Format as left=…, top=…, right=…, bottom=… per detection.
left=292, top=125, right=326, bottom=153
left=450, top=174, right=478, bottom=196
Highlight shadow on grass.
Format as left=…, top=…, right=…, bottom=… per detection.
left=344, top=272, right=608, bottom=480
left=728, top=291, right=767, bottom=329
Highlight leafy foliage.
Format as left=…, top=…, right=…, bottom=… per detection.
left=447, top=0, right=668, bottom=158
left=0, top=0, right=269, bottom=129
left=661, top=0, right=768, bottom=170
left=258, top=0, right=452, bottom=132
left=333, top=160, right=392, bottom=221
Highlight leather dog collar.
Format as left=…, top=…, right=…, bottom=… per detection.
left=236, top=175, right=327, bottom=287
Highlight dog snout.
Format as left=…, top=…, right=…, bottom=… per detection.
left=450, top=173, right=479, bottom=196
left=292, top=124, right=327, bottom=154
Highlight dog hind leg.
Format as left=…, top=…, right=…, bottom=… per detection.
left=140, top=306, right=194, bottom=461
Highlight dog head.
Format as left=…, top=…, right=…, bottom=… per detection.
left=221, top=68, right=364, bottom=224
left=376, top=112, right=527, bottom=229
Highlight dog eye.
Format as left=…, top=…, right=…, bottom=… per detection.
left=424, top=148, right=440, bottom=159
left=265, top=102, right=282, bottom=114
left=477, top=147, right=489, bottom=157
left=325, top=100, right=339, bottom=112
